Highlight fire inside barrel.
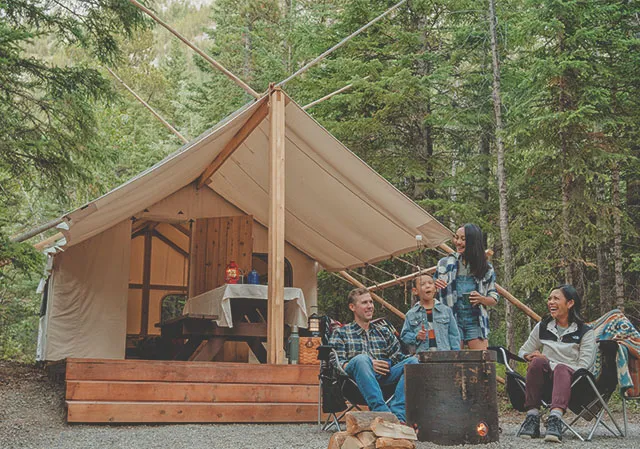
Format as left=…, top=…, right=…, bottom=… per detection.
left=405, top=350, right=499, bottom=445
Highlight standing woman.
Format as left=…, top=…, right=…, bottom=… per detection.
left=434, top=223, right=499, bottom=349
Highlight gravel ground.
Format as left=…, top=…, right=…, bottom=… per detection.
left=1, top=361, right=638, bottom=449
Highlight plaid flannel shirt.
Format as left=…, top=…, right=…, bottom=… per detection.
left=433, top=253, right=499, bottom=339
left=329, top=321, right=408, bottom=369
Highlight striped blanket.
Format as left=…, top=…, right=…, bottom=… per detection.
left=590, top=309, right=640, bottom=393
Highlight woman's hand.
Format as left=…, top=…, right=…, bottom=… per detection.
left=469, top=291, right=497, bottom=307
left=434, top=279, right=448, bottom=289
left=524, top=351, right=546, bottom=362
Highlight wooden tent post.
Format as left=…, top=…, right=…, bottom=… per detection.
left=267, top=86, right=286, bottom=364
left=338, top=271, right=405, bottom=320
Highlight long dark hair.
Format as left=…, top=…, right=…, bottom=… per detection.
left=463, top=223, right=490, bottom=279
left=554, top=284, right=585, bottom=325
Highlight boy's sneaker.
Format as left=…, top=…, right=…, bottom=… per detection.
left=544, top=415, right=564, bottom=443
left=519, top=414, right=540, bottom=439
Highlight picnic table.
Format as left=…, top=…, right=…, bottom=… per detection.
left=156, top=284, right=308, bottom=362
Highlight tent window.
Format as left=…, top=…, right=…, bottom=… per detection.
left=161, top=294, right=187, bottom=323
left=251, top=253, right=293, bottom=287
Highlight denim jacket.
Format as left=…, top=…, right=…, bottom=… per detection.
left=400, top=300, right=461, bottom=351
left=433, top=253, right=499, bottom=339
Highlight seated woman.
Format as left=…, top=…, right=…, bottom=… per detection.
left=400, top=275, right=460, bottom=352
left=433, top=223, right=498, bottom=349
left=517, top=285, right=596, bottom=443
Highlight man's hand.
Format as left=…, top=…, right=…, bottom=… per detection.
left=372, top=359, right=390, bottom=376
left=434, top=279, right=448, bottom=289
left=524, top=351, right=546, bottom=362
left=416, top=323, right=427, bottom=341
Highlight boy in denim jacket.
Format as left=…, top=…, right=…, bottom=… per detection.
left=401, top=275, right=461, bottom=352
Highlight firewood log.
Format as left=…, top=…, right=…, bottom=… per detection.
left=356, top=431, right=377, bottom=449
left=327, top=431, right=348, bottom=449
left=341, top=435, right=364, bottom=449
left=371, top=418, right=417, bottom=440
left=374, top=437, right=416, bottom=449
left=345, top=411, right=399, bottom=434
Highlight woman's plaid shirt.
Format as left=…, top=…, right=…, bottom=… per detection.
left=329, top=321, right=408, bottom=368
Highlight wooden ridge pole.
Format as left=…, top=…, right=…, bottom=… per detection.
left=267, top=85, right=286, bottom=364
left=301, top=77, right=370, bottom=110
left=33, top=232, right=64, bottom=251
left=277, top=0, right=407, bottom=87
left=338, top=270, right=405, bottom=319
left=438, top=243, right=541, bottom=322
left=11, top=217, right=64, bottom=243
left=128, top=0, right=259, bottom=98
left=196, top=98, right=269, bottom=188
left=106, top=68, right=188, bottom=144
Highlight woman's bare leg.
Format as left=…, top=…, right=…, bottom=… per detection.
left=466, top=338, right=487, bottom=350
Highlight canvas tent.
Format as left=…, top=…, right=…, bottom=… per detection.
left=34, top=90, right=452, bottom=362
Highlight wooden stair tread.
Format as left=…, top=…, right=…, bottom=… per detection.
left=66, top=401, right=323, bottom=423
left=66, top=381, right=318, bottom=402
left=66, top=359, right=319, bottom=384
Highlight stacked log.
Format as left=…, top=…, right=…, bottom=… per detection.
left=327, top=412, right=417, bottom=449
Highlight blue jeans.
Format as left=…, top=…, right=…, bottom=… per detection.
left=453, top=298, right=482, bottom=341
left=344, top=354, right=418, bottom=422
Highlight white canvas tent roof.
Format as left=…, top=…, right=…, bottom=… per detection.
left=51, top=91, right=452, bottom=271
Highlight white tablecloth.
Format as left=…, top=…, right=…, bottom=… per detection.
left=182, top=284, right=308, bottom=329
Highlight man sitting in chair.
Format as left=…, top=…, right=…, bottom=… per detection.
left=329, top=287, right=418, bottom=423
left=518, top=284, right=596, bottom=443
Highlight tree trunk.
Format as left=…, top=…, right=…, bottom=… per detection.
left=596, top=240, right=610, bottom=315
left=489, top=0, right=515, bottom=354
left=612, top=164, right=624, bottom=311
left=594, top=180, right=610, bottom=314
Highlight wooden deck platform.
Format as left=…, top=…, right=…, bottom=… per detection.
left=65, top=358, right=321, bottom=423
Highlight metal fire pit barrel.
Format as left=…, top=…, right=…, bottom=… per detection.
left=405, top=350, right=499, bottom=445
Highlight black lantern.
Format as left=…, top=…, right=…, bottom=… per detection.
left=308, top=312, right=321, bottom=336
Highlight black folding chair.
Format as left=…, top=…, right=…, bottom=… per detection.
left=492, top=342, right=625, bottom=441
left=317, top=346, right=396, bottom=431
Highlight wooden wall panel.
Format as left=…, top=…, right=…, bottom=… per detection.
left=188, top=216, right=253, bottom=298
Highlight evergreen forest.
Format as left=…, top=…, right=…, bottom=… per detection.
left=1, top=0, right=639, bottom=361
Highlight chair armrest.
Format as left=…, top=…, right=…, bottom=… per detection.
left=316, top=345, right=334, bottom=361
left=330, top=349, right=349, bottom=377
left=572, top=368, right=595, bottom=382
left=488, top=345, right=525, bottom=372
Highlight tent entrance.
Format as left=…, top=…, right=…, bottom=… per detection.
left=125, top=215, right=259, bottom=362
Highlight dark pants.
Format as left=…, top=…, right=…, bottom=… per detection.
left=524, top=357, right=574, bottom=412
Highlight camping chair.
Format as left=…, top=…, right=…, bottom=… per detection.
left=492, top=342, right=625, bottom=441
left=317, top=345, right=396, bottom=431
left=316, top=317, right=401, bottom=431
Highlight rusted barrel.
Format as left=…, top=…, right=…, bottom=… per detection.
left=405, top=350, right=499, bottom=445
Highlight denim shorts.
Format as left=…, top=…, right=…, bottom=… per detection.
left=454, top=298, right=483, bottom=341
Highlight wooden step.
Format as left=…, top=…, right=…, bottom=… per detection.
left=66, top=359, right=319, bottom=384
left=66, top=401, right=322, bottom=423
left=66, top=380, right=318, bottom=403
